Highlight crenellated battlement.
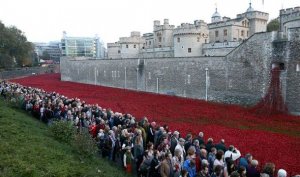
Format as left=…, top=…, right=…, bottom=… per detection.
left=280, top=10, right=300, bottom=22
left=173, top=20, right=208, bottom=36
left=280, top=7, right=300, bottom=15
left=107, top=42, right=120, bottom=48
left=153, top=19, right=175, bottom=32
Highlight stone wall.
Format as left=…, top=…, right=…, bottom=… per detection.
left=61, top=57, right=226, bottom=101
left=61, top=31, right=300, bottom=115
left=225, top=32, right=275, bottom=105
left=286, top=28, right=300, bottom=115
left=0, top=65, right=60, bottom=80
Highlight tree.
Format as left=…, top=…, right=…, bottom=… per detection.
left=0, top=20, right=33, bottom=68
left=267, top=18, right=280, bottom=32
left=41, top=50, right=50, bottom=60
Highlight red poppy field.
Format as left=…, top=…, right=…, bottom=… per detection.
left=11, top=73, right=300, bottom=175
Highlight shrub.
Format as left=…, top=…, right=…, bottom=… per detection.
left=72, top=130, right=98, bottom=158
left=49, top=121, right=75, bottom=144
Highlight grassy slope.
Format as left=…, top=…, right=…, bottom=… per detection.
left=0, top=99, right=129, bottom=177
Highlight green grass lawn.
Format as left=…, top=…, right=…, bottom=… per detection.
left=0, top=99, right=130, bottom=177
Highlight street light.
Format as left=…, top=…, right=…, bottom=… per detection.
left=156, top=77, right=159, bottom=93
left=124, top=67, right=127, bottom=88
left=136, top=67, right=139, bottom=90
left=205, top=68, right=209, bottom=101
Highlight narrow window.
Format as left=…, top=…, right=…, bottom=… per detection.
left=241, top=30, right=244, bottom=37
left=158, top=37, right=162, bottom=42
left=134, top=44, right=136, bottom=48
left=197, top=37, right=200, bottom=42
left=177, top=37, right=180, bottom=43
left=224, top=29, right=228, bottom=36
left=118, top=50, right=120, bottom=54
left=126, top=44, right=128, bottom=48
left=215, top=31, right=219, bottom=37
left=188, top=48, right=192, bottom=53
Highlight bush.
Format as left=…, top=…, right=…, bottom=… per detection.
left=49, top=121, right=75, bottom=144
left=72, top=130, right=98, bottom=158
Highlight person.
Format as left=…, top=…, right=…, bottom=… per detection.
left=193, top=139, right=201, bottom=157
left=260, top=163, right=276, bottom=177
left=149, top=150, right=161, bottom=177
left=194, top=132, right=205, bottom=146
left=224, top=145, right=241, bottom=161
left=173, top=148, right=183, bottom=177
left=208, top=147, right=217, bottom=174
left=215, top=139, right=227, bottom=153
left=238, top=166, right=247, bottom=177
left=170, top=131, right=180, bottom=155
left=185, top=134, right=193, bottom=153
left=139, top=150, right=152, bottom=177
left=211, top=165, right=223, bottom=177
left=277, top=169, right=287, bottom=177
left=175, top=138, right=186, bottom=161
left=247, top=160, right=260, bottom=177
left=147, top=121, right=156, bottom=143
left=213, top=150, right=225, bottom=169
left=123, top=146, right=134, bottom=174
left=197, top=163, right=210, bottom=177
left=206, top=138, right=215, bottom=154
left=224, top=158, right=236, bottom=177
left=183, top=159, right=197, bottom=177
left=134, top=129, right=144, bottom=175
left=160, top=152, right=174, bottom=177
left=239, top=153, right=252, bottom=169
left=182, top=169, right=189, bottom=177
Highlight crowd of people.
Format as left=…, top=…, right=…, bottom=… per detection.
left=0, top=80, right=297, bottom=177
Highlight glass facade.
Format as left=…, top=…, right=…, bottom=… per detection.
left=61, top=35, right=104, bottom=58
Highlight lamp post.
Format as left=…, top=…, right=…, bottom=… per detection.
left=156, top=77, right=159, bottom=93
left=136, top=67, right=139, bottom=90
left=205, top=68, right=209, bottom=101
left=124, top=67, right=127, bottom=88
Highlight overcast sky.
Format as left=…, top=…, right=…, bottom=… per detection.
left=0, top=0, right=298, bottom=45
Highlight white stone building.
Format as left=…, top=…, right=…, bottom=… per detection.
left=208, top=3, right=269, bottom=43
left=107, top=31, right=145, bottom=59
left=107, top=3, right=270, bottom=59
left=173, top=20, right=209, bottom=57
left=139, top=19, right=175, bottom=58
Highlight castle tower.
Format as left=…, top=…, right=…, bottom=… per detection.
left=237, top=2, right=269, bottom=36
left=173, top=20, right=209, bottom=57
left=153, top=19, right=175, bottom=48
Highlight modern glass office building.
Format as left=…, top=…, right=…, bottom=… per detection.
left=61, top=32, right=105, bottom=58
